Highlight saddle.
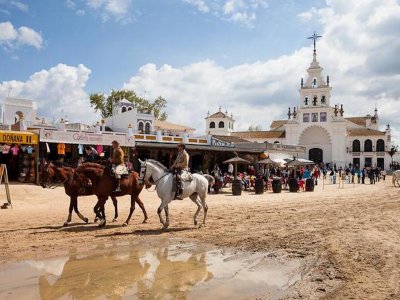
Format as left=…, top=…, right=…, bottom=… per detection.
left=111, top=165, right=129, bottom=177
left=180, top=170, right=193, bottom=182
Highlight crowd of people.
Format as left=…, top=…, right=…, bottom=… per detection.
left=209, top=162, right=387, bottom=192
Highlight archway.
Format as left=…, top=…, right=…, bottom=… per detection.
left=299, top=125, right=332, bottom=163
left=309, top=148, right=323, bottom=164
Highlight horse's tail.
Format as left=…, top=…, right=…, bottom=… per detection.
left=203, top=174, right=215, bottom=187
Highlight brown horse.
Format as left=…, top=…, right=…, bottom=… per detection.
left=41, top=162, right=146, bottom=226
left=74, top=163, right=147, bottom=227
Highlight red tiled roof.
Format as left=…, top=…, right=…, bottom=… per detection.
left=232, top=130, right=286, bottom=139
left=347, top=128, right=385, bottom=136
left=212, top=135, right=249, bottom=143
left=270, top=120, right=288, bottom=129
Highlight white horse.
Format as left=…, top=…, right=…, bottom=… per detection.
left=138, top=159, right=209, bottom=229
left=392, top=170, right=400, bottom=187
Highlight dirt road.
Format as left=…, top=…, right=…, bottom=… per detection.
left=0, top=179, right=399, bottom=299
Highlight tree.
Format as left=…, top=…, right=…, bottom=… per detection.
left=89, top=89, right=168, bottom=120
left=248, top=124, right=262, bottom=131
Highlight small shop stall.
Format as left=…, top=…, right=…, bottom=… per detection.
left=39, top=128, right=135, bottom=166
left=0, top=130, right=39, bottom=182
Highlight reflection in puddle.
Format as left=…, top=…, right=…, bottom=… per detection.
left=0, top=240, right=301, bottom=299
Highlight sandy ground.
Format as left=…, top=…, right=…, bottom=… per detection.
left=0, top=178, right=399, bottom=299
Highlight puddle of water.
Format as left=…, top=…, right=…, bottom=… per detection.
left=0, top=240, right=301, bottom=300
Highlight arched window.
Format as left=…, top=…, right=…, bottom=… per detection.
left=138, top=122, right=144, bottom=133
left=364, top=139, right=373, bottom=152
left=376, top=139, right=385, bottom=152
left=128, top=107, right=133, bottom=111
left=145, top=123, right=151, bottom=134
left=121, top=106, right=127, bottom=113
left=352, top=140, right=360, bottom=152
left=209, top=122, right=215, bottom=128
left=274, top=141, right=280, bottom=144
left=218, top=121, right=224, bottom=128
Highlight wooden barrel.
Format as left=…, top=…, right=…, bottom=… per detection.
left=289, top=178, right=299, bottom=192
left=254, top=178, right=264, bottom=194
left=305, top=178, right=315, bottom=192
left=232, top=179, right=242, bottom=196
left=272, top=178, right=282, bottom=193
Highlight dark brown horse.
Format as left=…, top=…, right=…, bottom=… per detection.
left=74, top=163, right=147, bottom=227
left=41, top=162, right=147, bottom=226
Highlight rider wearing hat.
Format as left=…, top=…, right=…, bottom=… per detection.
left=110, top=140, right=125, bottom=192
left=170, top=143, right=189, bottom=199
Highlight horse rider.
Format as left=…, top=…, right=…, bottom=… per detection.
left=170, top=143, right=189, bottom=200
left=110, top=140, right=125, bottom=192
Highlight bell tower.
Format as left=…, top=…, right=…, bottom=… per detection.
left=299, top=32, right=332, bottom=109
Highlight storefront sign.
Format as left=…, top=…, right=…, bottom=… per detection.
left=266, top=143, right=306, bottom=154
left=0, top=131, right=38, bottom=145
left=40, top=129, right=135, bottom=146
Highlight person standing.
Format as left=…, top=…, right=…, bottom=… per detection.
left=228, top=162, right=234, bottom=176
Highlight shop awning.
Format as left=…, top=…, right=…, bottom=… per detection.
left=0, top=130, right=38, bottom=145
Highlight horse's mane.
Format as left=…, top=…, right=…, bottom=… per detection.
left=80, top=162, right=105, bottom=169
left=147, top=159, right=167, bottom=171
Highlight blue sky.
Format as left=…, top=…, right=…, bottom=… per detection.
left=0, top=0, right=399, bottom=139
left=1, top=0, right=322, bottom=92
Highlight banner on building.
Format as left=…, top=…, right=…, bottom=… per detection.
left=0, top=130, right=38, bottom=145
left=266, top=142, right=306, bottom=154
left=40, top=129, right=135, bottom=146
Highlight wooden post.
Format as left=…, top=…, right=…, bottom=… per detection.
left=0, top=164, right=12, bottom=207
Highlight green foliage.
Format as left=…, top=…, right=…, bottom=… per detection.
left=89, top=89, right=168, bottom=120
left=248, top=124, right=262, bottom=131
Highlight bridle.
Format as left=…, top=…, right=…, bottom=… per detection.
left=139, top=160, right=170, bottom=191
left=42, top=162, right=69, bottom=189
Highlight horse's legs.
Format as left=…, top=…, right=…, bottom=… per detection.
left=164, top=205, right=169, bottom=228
left=189, top=194, right=202, bottom=226
left=200, top=194, right=208, bottom=226
left=99, top=201, right=106, bottom=227
left=157, top=200, right=169, bottom=229
left=136, top=197, right=148, bottom=223
left=93, top=200, right=103, bottom=224
left=111, top=196, right=118, bottom=222
left=123, top=195, right=136, bottom=226
left=64, top=197, right=74, bottom=226
left=72, top=196, right=89, bottom=224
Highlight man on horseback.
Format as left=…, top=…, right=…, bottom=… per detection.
left=110, top=140, right=125, bottom=192
left=170, top=143, right=189, bottom=200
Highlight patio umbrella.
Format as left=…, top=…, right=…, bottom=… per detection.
left=258, top=158, right=278, bottom=165
left=223, top=156, right=250, bottom=177
left=285, top=158, right=315, bottom=167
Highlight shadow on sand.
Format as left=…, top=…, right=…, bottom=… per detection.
left=95, top=227, right=194, bottom=238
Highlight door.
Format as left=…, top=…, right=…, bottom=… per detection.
left=309, top=148, right=323, bottom=164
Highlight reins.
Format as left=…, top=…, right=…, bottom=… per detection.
left=145, top=171, right=171, bottom=192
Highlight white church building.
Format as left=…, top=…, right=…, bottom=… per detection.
left=206, top=46, right=393, bottom=170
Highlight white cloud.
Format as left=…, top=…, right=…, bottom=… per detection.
left=85, top=0, right=133, bottom=23
left=65, top=0, right=76, bottom=9
left=0, top=21, right=43, bottom=50
left=123, top=0, right=400, bottom=140
left=0, top=64, right=94, bottom=123
left=17, top=26, right=43, bottom=49
left=10, top=0, right=28, bottom=12
left=76, top=9, right=85, bottom=16
left=182, top=0, right=268, bottom=27
left=297, top=7, right=317, bottom=22
left=183, top=0, right=209, bottom=13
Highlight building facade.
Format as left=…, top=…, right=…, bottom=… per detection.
left=217, top=49, right=392, bottom=170
left=205, top=106, right=235, bottom=136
